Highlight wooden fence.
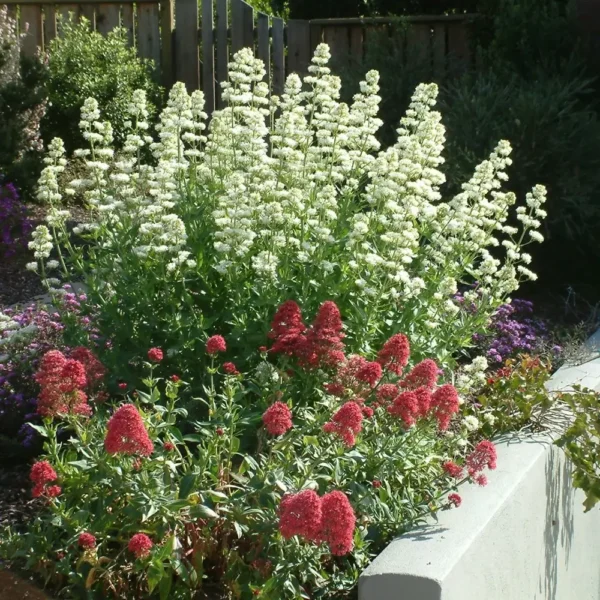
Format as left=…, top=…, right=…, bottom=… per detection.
left=2, top=0, right=474, bottom=114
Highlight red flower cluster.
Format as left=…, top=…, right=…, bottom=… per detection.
left=278, top=490, right=356, bottom=555
left=206, top=335, right=227, bottom=355
left=279, top=490, right=322, bottom=542
left=268, top=301, right=345, bottom=369
left=466, top=440, right=497, bottom=482
left=323, top=401, right=363, bottom=446
left=104, top=404, right=154, bottom=456
left=222, top=362, right=240, bottom=375
left=387, top=391, right=419, bottom=427
left=268, top=300, right=307, bottom=356
left=128, top=533, right=153, bottom=558
left=448, top=493, right=462, bottom=507
left=430, top=384, right=460, bottom=431
left=262, top=402, right=293, bottom=436
left=70, top=347, right=106, bottom=389
left=401, top=359, right=439, bottom=391
left=78, top=532, right=96, bottom=549
left=147, top=347, right=163, bottom=362
left=319, top=491, right=356, bottom=556
left=303, top=301, right=345, bottom=368
left=443, top=461, right=464, bottom=479
left=356, top=361, right=383, bottom=387
left=377, top=334, right=410, bottom=375
left=376, top=383, right=399, bottom=405
left=30, top=460, right=60, bottom=498
left=35, top=350, right=90, bottom=418
left=163, top=441, right=175, bottom=451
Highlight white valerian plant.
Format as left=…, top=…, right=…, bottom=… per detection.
left=30, top=43, right=547, bottom=369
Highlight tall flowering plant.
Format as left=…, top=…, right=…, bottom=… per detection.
left=28, top=43, right=547, bottom=384
left=1, top=303, right=498, bottom=599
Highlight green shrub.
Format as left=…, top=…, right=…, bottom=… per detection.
left=0, top=6, right=47, bottom=198
left=42, top=16, right=162, bottom=154
left=440, top=65, right=600, bottom=247
left=30, top=45, right=547, bottom=391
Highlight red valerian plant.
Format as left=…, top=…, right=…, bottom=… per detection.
left=6, top=302, right=499, bottom=600
left=104, top=404, right=154, bottom=456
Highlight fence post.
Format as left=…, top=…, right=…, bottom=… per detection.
left=160, top=0, right=175, bottom=88
left=202, top=0, right=215, bottom=113
left=175, top=0, right=199, bottom=90
left=577, top=0, right=600, bottom=50
left=287, top=19, right=310, bottom=75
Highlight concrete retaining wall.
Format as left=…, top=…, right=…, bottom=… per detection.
left=359, top=333, right=600, bottom=600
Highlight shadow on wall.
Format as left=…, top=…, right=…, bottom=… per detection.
left=541, top=447, right=574, bottom=600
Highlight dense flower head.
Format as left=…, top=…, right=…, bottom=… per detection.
left=262, top=401, right=293, bottom=436
left=443, top=461, right=464, bottom=479
left=279, top=490, right=322, bottom=542
left=414, top=386, right=432, bottom=417
left=268, top=300, right=307, bottom=358
left=376, top=383, right=399, bottom=404
left=70, top=347, right=106, bottom=388
left=475, top=473, right=488, bottom=487
left=128, top=533, right=153, bottom=558
left=147, top=347, right=163, bottom=362
left=328, top=355, right=373, bottom=398
left=388, top=391, right=419, bottom=427
left=302, top=301, right=345, bottom=368
left=30, top=460, right=57, bottom=485
left=35, top=350, right=90, bottom=418
left=466, top=440, right=497, bottom=476
left=377, top=334, right=410, bottom=375
left=206, top=335, right=227, bottom=355
left=44, top=485, right=62, bottom=498
left=163, top=441, right=175, bottom=451
left=323, top=401, right=363, bottom=446
left=401, top=359, right=439, bottom=391
left=448, top=493, right=462, bottom=507
left=319, top=491, right=356, bottom=556
left=104, top=404, right=154, bottom=456
left=430, top=384, right=460, bottom=431
left=222, top=362, right=240, bottom=375
left=355, top=361, right=383, bottom=387
left=78, top=532, right=96, bottom=549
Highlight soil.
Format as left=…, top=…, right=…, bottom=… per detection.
left=0, top=570, right=51, bottom=600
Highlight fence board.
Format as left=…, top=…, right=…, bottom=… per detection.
left=447, top=21, right=470, bottom=67
left=231, top=0, right=253, bottom=53
left=349, top=23, right=362, bottom=61
left=175, top=0, right=199, bottom=90
left=96, top=3, right=119, bottom=35
left=137, top=3, right=160, bottom=65
left=6, top=5, right=17, bottom=23
left=216, top=0, right=227, bottom=107
left=309, top=22, right=322, bottom=55
left=272, top=15, right=284, bottom=95
left=202, top=0, right=215, bottom=113
left=20, top=4, right=43, bottom=55
left=287, top=19, right=310, bottom=74
left=431, top=23, right=446, bottom=78
left=121, top=3, right=133, bottom=45
left=160, top=0, right=174, bottom=87
left=43, top=5, right=57, bottom=47
left=407, top=23, right=431, bottom=67
left=257, top=11, right=269, bottom=80
left=323, top=24, right=350, bottom=66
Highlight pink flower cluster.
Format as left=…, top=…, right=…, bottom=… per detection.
left=128, top=533, right=153, bottom=558
left=465, top=440, right=497, bottom=486
left=323, top=401, right=363, bottom=446
left=262, top=402, right=293, bottom=436
left=268, top=301, right=345, bottom=369
left=104, top=404, right=154, bottom=457
left=279, top=489, right=356, bottom=555
left=30, top=460, right=61, bottom=498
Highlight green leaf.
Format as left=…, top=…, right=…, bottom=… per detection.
left=159, top=574, right=172, bottom=600
left=178, top=474, right=197, bottom=499
left=191, top=504, right=218, bottom=519
left=68, top=459, right=92, bottom=471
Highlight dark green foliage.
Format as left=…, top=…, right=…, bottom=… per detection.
left=42, top=16, right=163, bottom=154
